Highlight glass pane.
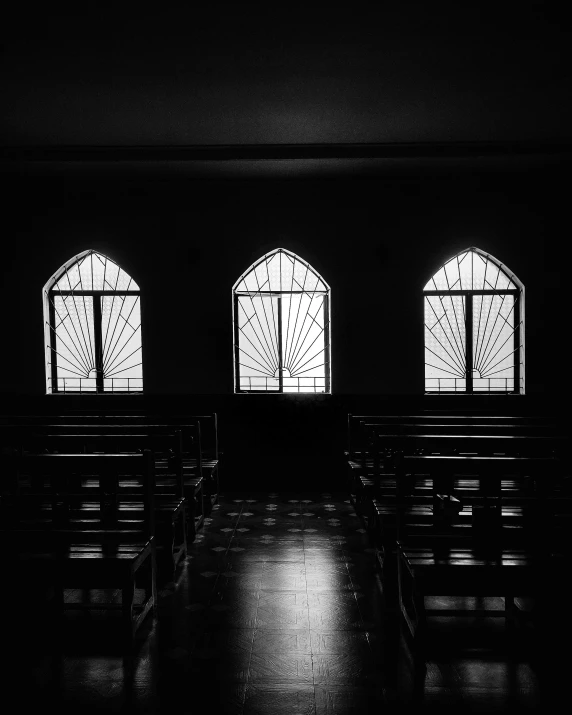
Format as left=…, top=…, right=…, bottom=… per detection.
left=236, top=295, right=281, bottom=389
left=282, top=293, right=326, bottom=392
left=240, top=376, right=280, bottom=391
left=101, top=295, right=142, bottom=390
left=235, top=249, right=328, bottom=295
left=473, top=294, right=515, bottom=391
left=424, top=249, right=517, bottom=291
left=103, top=258, right=120, bottom=290
left=51, top=252, right=140, bottom=292
left=444, top=257, right=461, bottom=290
left=57, top=377, right=97, bottom=392
left=53, top=262, right=80, bottom=292
left=53, top=295, right=96, bottom=390
left=424, top=295, right=466, bottom=391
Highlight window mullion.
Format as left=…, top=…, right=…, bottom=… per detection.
left=324, top=295, right=330, bottom=394
left=93, top=293, right=104, bottom=393
left=465, top=293, right=473, bottom=393
left=278, top=294, right=283, bottom=392
left=48, top=292, right=58, bottom=393
left=513, top=294, right=520, bottom=394
left=234, top=293, right=241, bottom=392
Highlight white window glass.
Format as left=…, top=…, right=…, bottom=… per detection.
left=472, top=294, right=516, bottom=392
left=43, top=250, right=143, bottom=393
left=423, top=247, right=524, bottom=394
left=233, top=248, right=331, bottom=393
left=424, top=295, right=466, bottom=392
left=101, top=295, right=142, bottom=391
left=52, top=295, right=97, bottom=392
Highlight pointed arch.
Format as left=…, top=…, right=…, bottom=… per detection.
left=43, top=250, right=143, bottom=393
left=232, top=248, right=331, bottom=393
left=423, top=247, right=524, bottom=393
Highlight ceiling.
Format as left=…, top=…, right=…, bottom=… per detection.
left=2, top=6, right=571, bottom=176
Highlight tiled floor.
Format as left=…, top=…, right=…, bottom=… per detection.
left=3, top=492, right=560, bottom=713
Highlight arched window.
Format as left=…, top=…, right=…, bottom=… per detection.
left=43, top=250, right=143, bottom=393
left=232, top=248, right=331, bottom=393
left=424, top=247, right=524, bottom=394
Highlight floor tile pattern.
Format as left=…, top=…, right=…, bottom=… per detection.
left=3, top=492, right=558, bottom=713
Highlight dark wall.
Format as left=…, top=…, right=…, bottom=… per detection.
left=2, top=164, right=568, bottom=399
left=3, top=7, right=571, bottom=146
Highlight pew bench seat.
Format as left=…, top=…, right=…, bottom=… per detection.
left=373, top=502, right=535, bottom=591
left=1, top=530, right=156, bottom=647
left=59, top=467, right=203, bottom=543
left=367, top=476, right=536, bottom=500
left=396, top=539, right=555, bottom=666
left=1, top=495, right=186, bottom=580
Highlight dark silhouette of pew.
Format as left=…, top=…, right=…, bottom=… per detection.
left=1, top=451, right=157, bottom=654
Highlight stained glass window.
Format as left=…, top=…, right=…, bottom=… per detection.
left=43, top=250, right=143, bottom=393
left=233, top=248, right=331, bottom=393
left=424, top=247, right=524, bottom=393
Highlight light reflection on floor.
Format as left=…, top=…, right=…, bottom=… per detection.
left=3, top=491, right=556, bottom=713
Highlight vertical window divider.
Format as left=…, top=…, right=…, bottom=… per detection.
left=277, top=293, right=284, bottom=392
left=93, top=293, right=104, bottom=393
left=323, top=292, right=331, bottom=395
left=513, top=293, right=521, bottom=395
left=465, top=292, right=473, bottom=393
left=48, top=295, right=58, bottom=393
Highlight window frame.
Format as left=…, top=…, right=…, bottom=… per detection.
left=423, top=247, right=524, bottom=395
left=232, top=248, right=331, bottom=394
left=43, top=250, right=143, bottom=395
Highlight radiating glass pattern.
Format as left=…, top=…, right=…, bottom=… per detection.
left=51, top=251, right=138, bottom=293
left=100, top=295, right=142, bottom=389
left=233, top=249, right=331, bottom=393
left=44, top=250, right=143, bottom=393
left=424, top=249, right=517, bottom=292
left=472, top=294, right=516, bottom=391
left=424, top=295, right=467, bottom=391
left=424, top=247, right=524, bottom=393
left=52, top=295, right=98, bottom=391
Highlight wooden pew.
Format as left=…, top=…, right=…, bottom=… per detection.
left=375, top=488, right=572, bottom=597
left=364, top=428, right=566, bottom=595
left=3, top=421, right=206, bottom=542
left=352, top=422, right=566, bottom=520
left=346, top=412, right=557, bottom=468
left=0, top=451, right=157, bottom=651
left=396, top=536, right=540, bottom=667
left=396, top=532, right=571, bottom=669
left=391, top=460, right=570, bottom=665
left=374, top=433, right=565, bottom=500
left=100, top=414, right=220, bottom=515
left=10, top=412, right=220, bottom=515
left=19, top=430, right=189, bottom=580
left=346, top=414, right=572, bottom=667
left=345, top=413, right=559, bottom=503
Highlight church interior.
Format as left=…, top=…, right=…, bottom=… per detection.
left=1, top=5, right=571, bottom=713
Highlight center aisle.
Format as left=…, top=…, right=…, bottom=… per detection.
left=157, top=491, right=388, bottom=713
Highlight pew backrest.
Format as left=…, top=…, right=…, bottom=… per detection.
left=12, top=450, right=156, bottom=537
left=347, top=412, right=560, bottom=460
